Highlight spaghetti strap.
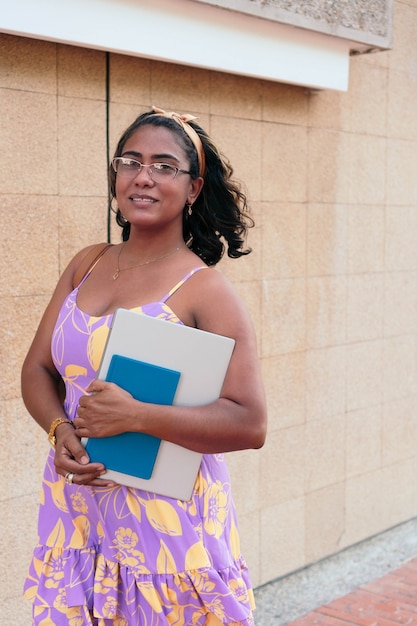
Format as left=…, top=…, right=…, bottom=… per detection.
left=161, top=266, right=208, bottom=303
left=76, top=244, right=113, bottom=289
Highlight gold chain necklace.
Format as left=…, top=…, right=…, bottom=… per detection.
left=113, top=243, right=181, bottom=280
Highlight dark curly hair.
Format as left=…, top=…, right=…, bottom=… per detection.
left=109, top=110, right=254, bottom=266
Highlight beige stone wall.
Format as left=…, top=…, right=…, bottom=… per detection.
left=2, top=0, right=417, bottom=621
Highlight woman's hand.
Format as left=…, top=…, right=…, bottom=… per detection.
left=73, top=380, right=136, bottom=439
left=53, top=422, right=115, bottom=487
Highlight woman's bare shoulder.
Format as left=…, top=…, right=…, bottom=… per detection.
left=71, top=242, right=113, bottom=288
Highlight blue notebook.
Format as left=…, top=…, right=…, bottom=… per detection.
left=85, top=354, right=181, bottom=479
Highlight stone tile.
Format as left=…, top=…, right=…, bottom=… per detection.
left=310, top=61, right=387, bottom=136
left=259, top=425, right=305, bottom=506
left=341, top=134, right=386, bottom=205
left=0, top=399, right=48, bottom=499
left=306, top=346, right=346, bottom=421
left=384, top=271, right=417, bottom=337
left=0, top=195, right=59, bottom=297
left=151, top=61, right=210, bottom=115
left=343, top=461, right=417, bottom=549
left=219, top=217, right=262, bottom=284
left=218, top=279, right=262, bottom=341
left=346, top=340, right=383, bottom=412
left=58, top=96, right=107, bottom=197
left=0, top=89, right=57, bottom=195
left=387, top=69, right=417, bottom=140
left=352, top=46, right=390, bottom=70
left=58, top=44, right=106, bottom=99
left=261, top=202, right=307, bottom=279
left=383, top=335, right=417, bottom=404
left=307, top=204, right=348, bottom=277
left=309, top=131, right=386, bottom=205
left=262, top=352, right=306, bottom=430
left=308, top=128, right=347, bottom=204
left=262, top=123, right=308, bottom=203
left=305, top=483, right=345, bottom=563
left=227, top=448, right=262, bottom=514
left=388, top=2, right=417, bottom=73
left=211, top=115, right=262, bottom=202
left=347, top=273, right=384, bottom=342
left=347, top=204, right=385, bottom=274
left=260, top=498, right=305, bottom=582
left=108, top=103, right=150, bottom=156
left=341, top=62, right=387, bottom=136
left=346, top=405, right=382, bottom=478
left=58, top=195, right=109, bottom=269
left=0, top=296, right=51, bottom=400
left=262, top=80, right=309, bottom=126
left=308, top=88, right=343, bottom=132
left=110, top=53, right=151, bottom=104
left=306, top=275, right=347, bottom=348
left=261, top=278, right=306, bottom=357
left=0, top=491, right=40, bottom=599
left=0, top=33, right=57, bottom=92
left=237, top=509, right=261, bottom=588
left=304, top=414, right=345, bottom=492
left=342, top=469, right=395, bottom=548
left=385, top=205, right=417, bottom=271
left=386, top=140, right=417, bottom=207
left=209, top=71, right=262, bottom=120
left=382, top=396, right=417, bottom=466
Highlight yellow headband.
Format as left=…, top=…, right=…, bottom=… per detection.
left=152, top=106, right=206, bottom=177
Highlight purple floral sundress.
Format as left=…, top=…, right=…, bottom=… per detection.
left=24, top=264, right=255, bottom=626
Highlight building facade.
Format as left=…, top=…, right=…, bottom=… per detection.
left=1, top=0, right=417, bottom=622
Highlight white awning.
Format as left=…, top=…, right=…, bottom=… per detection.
left=0, top=0, right=351, bottom=91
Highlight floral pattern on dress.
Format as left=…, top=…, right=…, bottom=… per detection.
left=24, top=269, right=255, bottom=625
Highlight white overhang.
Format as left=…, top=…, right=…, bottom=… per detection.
left=0, top=0, right=352, bottom=91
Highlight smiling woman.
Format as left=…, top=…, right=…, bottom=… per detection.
left=21, top=107, right=267, bottom=625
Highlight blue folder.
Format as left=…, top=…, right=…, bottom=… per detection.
left=85, top=354, right=181, bottom=479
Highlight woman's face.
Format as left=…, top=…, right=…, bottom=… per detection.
left=115, top=124, right=202, bottom=233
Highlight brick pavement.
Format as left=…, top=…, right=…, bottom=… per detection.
left=286, top=557, right=417, bottom=626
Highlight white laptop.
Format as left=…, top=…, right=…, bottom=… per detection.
left=82, top=308, right=235, bottom=500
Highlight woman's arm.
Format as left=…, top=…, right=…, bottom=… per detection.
left=75, top=269, right=267, bottom=454
left=21, top=244, right=112, bottom=484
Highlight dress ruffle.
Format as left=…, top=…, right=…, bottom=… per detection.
left=24, top=545, right=255, bottom=625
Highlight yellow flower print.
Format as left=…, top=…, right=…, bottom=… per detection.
left=43, top=553, right=65, bottom=589
left=191, top=571, right=216, bottom=594
left=203, top=481, right=228, bottom=538
left=228, top=577, right=249, bottom=604
left=102, top=595, right=118, bottom=619
left=70, top=492, right=88, bottom=514
left=205, top=597, right=227, bottom=622
left=53, top=587, right=68, bottom=612
left=94, top=558, right=118, bottom=595
left=114, top=527, right=138, bottom=550
left=68, top=606, right=86, bottom=626
left=111, top=527, right=149, bottom=573
left=68, top=616, right=85, bottom=626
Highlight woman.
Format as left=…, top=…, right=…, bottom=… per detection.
left=22, top=107, right=267, bottom=625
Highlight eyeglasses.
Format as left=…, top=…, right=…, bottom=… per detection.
left=111, top=157, right=191, bottom=183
